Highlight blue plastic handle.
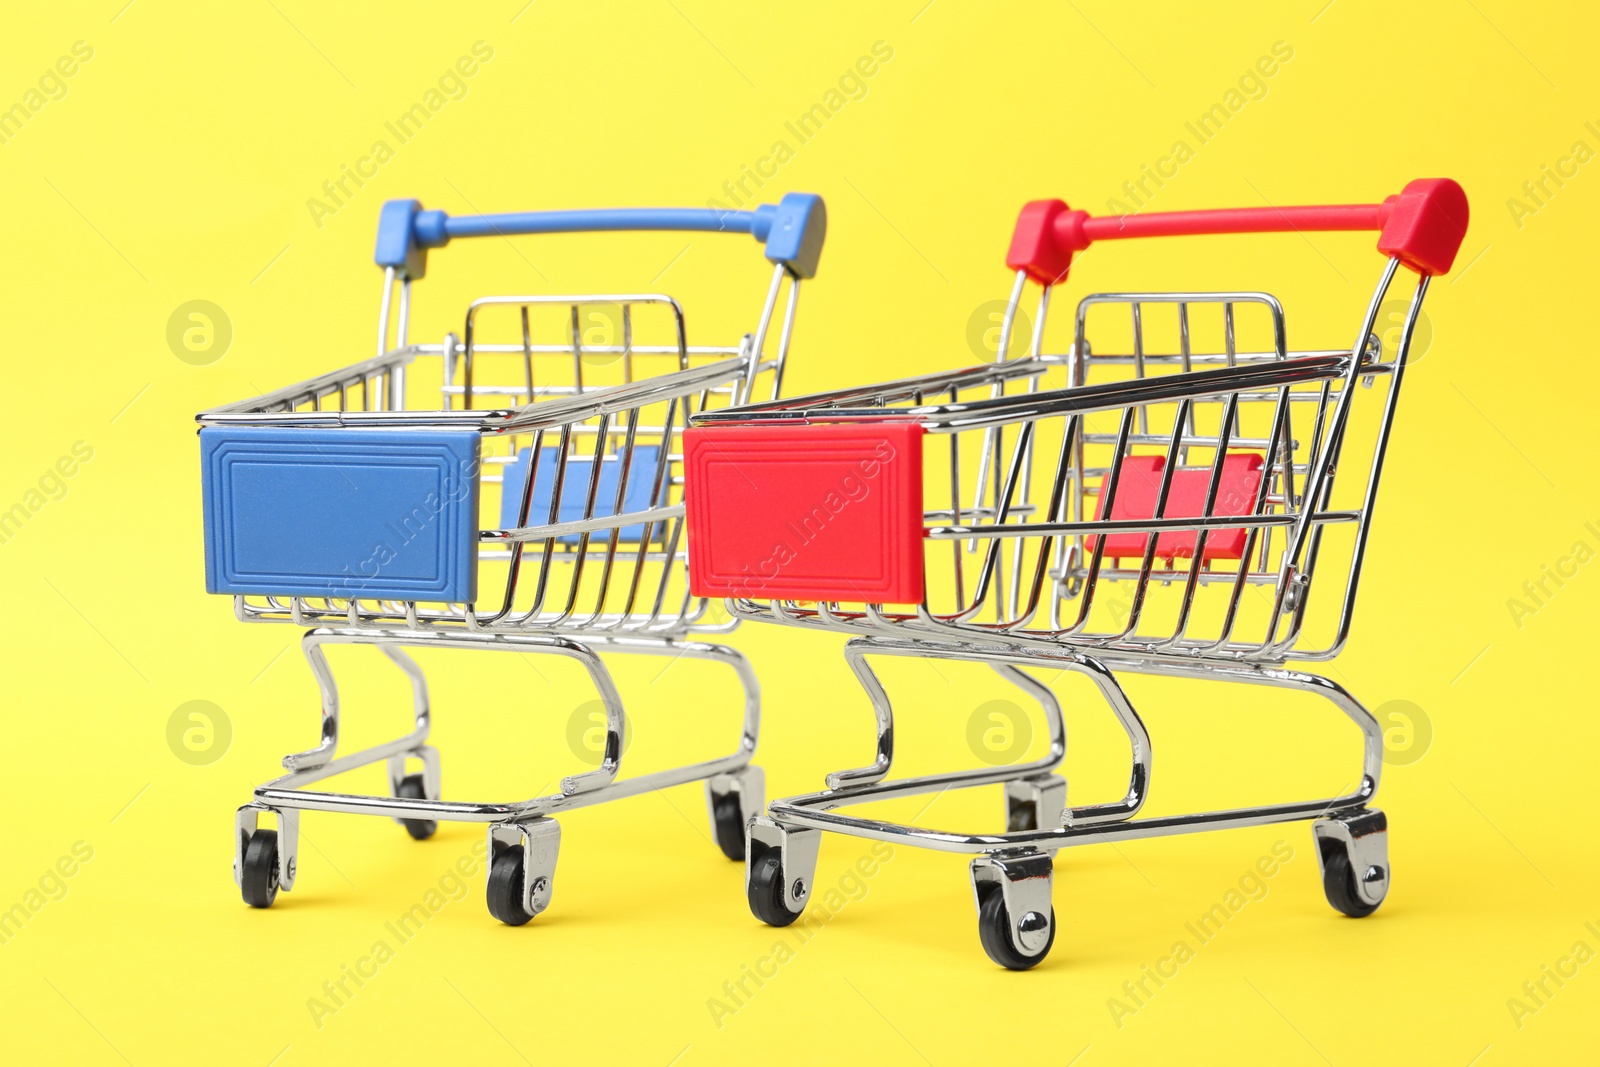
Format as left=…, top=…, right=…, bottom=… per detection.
left=374, top=193, right=825, bottom=281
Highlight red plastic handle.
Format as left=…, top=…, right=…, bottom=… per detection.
left=1006, top=178, right=1468, bottom=284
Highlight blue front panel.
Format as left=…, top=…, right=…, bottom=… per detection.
left=201, top=427, right=480, bottom=602
left=500, top=446, right=662, bottom=544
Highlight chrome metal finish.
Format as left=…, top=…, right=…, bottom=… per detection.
left=202, top=233, right=806, bottom=915
left=235, top=804, right=299, bottom=892
left=1004, top=774, right=1068, bottom=833
left=489, top=818, right=561, bottom=918
left=747, top=816, right=821, bottom=914
left=695, top=266, right=1428, bottom=666
left=252, top=629, right=758, bottom=823
left=970, top=851, right=1054, bottom=956
left=706, top=765, right=766, bottom=840
left=704, top=254, right=1431, bottom=960
left=1313, top=806, right=1389, bottom=907
left=386, top=744, right=442, bottom=826
left=760, top=635, right=1378, bottom=853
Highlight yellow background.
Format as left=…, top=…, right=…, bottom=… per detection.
left=2, top=2, right=1596, bottom=1064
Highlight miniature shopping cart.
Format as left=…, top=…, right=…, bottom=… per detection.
left=197, top=192, right=825, bottom=923
left=685, top=179, right=1466, bottom=967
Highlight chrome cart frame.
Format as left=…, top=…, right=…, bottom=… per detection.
left=686, top=181, right=1466, bottom=966
left=199, top=194, right=825, bottom=924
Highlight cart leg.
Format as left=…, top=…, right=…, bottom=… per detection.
left=745, top=816, right=821, bottom=927
left=706, top=766, right=765, bottom=862
left=1312, top=806, right=1388, bottom=918
left=386, top=745, right=442, bottom=841
left=381, top=644, right=441, bottom=839
left=485, top=819, right=561, bottom=926
left=236, top=803, right=299, bottom=908
left=970, top=851, right=1055, bottom=970
left=1004, top=774, right=1068, bottom=833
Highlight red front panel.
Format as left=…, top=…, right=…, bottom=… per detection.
left=685, top=423, right=925, bottom=605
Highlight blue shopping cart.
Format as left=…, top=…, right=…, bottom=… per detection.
left=197, top=192, right=825, bottom=924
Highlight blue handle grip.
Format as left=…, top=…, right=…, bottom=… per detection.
left=375, top=194, right=825, bottom=281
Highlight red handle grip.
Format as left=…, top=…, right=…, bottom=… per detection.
left=1006, top=178, right=1468, bottom=283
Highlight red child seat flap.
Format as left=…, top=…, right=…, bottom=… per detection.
left=1087, top=453, right=1265, bottom=563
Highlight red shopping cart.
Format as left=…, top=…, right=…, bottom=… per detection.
left=685, top=179, right=1467, bottom=967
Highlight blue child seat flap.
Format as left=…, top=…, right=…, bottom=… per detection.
left=499, top=446, right=664, bottom=545
left=201, top=427, right=481, bottom=602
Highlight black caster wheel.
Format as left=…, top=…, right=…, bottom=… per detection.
left=1322, top=849, right=1381, bottom=918
left=240, top=829, right=280, bottom=909
left=747, top=850, right=802, bottom=927
left=976, top=888, right=1055, bottom=970
left=396, top=774, right=437, bottom=841
left=711, top=793, right=746, bottom=861
left=487, top=850, right=533, bottom=926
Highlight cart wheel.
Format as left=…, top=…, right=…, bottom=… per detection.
left=1321, top=848, right=1381, bottom=918
left=487, top=849, right=533, bottom=926
left=976, top=888, right=1054, bottom=970
left=747, top=851, right=802, bottom=927
left=240, top=829, right=280, bottom=909
left=395, top=774, right=437, bottom=841
left=711, top=793, right=746, bottom=861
